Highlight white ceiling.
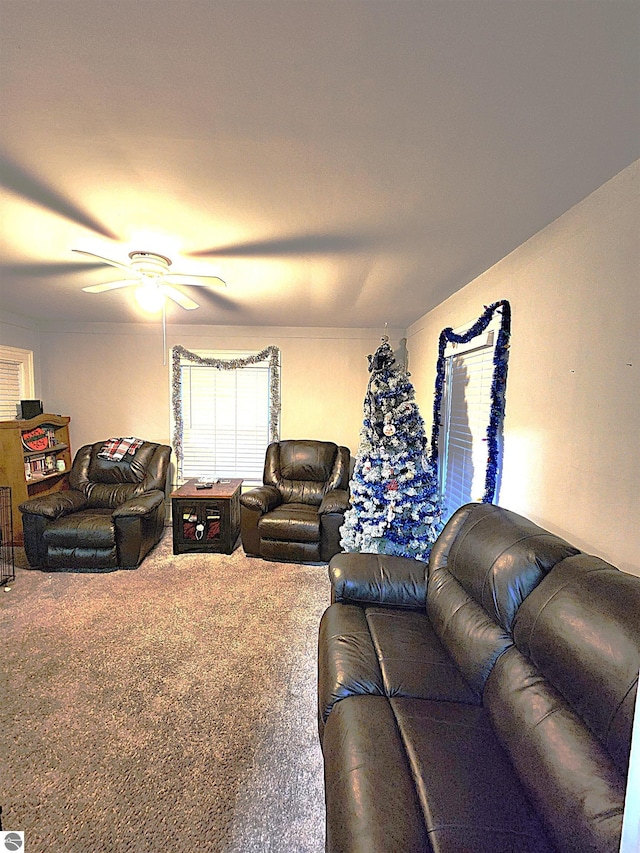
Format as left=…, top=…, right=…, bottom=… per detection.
left=0, top=0, right=638, bottom=328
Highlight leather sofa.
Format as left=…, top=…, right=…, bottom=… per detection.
left=240, top=439, right=350, bottom=563
left=19, top=440, right=171, bottom=571
left=318, top=502, right=640, bottom=853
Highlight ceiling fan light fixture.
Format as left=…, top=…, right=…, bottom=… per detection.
left=135, top=280, right=165, bottom=313
left=72, top=247, right=224, bottom=312
left=129, top=251, right=172, bottom=275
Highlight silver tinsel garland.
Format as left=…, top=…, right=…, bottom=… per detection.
left=171, top=344, right=281, bottom=481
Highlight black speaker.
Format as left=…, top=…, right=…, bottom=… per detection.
left=20, top=400, right=43, bottom=420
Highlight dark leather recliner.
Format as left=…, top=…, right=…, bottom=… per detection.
left=19, top=440, right=171, bottom=571
left=240, top=439, right=350, bottom=563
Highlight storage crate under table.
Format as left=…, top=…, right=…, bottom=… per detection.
left=170, top=478, right=242, bottom=555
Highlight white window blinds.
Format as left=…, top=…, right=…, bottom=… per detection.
left=176, top=350, right=277, bottom=487
left=439, top=331, right=498, bottom=521
left=0, top=346, right=34, bottom=421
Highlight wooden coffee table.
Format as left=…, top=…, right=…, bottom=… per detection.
left=170, top=478, right=242, bottom=555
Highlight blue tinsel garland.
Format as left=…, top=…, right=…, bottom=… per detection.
left=430, top=300, right=511, bottom=504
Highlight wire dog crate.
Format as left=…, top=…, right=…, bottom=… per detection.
left=0, top=486, right=16, bottom=585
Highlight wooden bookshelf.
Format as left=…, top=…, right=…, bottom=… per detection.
left=0, top=413, right=71, bottom=544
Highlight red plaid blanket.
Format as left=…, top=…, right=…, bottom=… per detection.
left=98, top=437, right=144, bottom=461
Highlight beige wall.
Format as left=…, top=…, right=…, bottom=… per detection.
left=407, top=161, right=640, bottom=576
left=30, top=323, right=402, bottom=486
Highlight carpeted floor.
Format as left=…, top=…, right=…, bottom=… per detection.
left=1, top=530, right=330, bottom=852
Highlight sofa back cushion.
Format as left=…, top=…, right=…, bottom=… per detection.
left=484, top=647, right=626, bottom=853
left=264, top=440, right=350, bottom=506
left=482, top=554, right=639, bottom=852
left=513, top=553, right=640, bottom=775
left=426, top=503, right=579, bottom=697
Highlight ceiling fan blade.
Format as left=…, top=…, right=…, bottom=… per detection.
left=82, top=279, right=139, bottom=293
left=163, top=273, right=226, bottom=287
left=72, top=249, right=136, bottom=275
left=0, top=154, right=117, bottom=239
left=160, top=284, right=199, bottom=310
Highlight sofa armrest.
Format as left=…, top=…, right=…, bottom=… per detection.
left=240, top=485, right=281, bottom=514
left=112, top=490, right=165, bottom=517
left=19, top=489, right=87, bottom=519
left=329, top=551, right=427, bottom=609
left=319, top=488, right=350, bottom=515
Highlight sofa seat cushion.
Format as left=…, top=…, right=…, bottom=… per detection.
left=258, top=503, right=320, bottom=542
left=392, top=697, right=556, bottom=853
left=367, top=608, right=479, bottom=704
left=43, top=508, right=115, bottom=548
left=323, top=696, right=431, bottom=853
left=323, top=694, right=556, bottom=853
left=318, top=603, right=478, bottom=738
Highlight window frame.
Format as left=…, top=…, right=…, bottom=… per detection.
left=430, top=301, right=511, bottom=517
left=170, top=345, right=280, bottom=487
left=0, top=345, right=35, bottom=421
left=438, top=329, right=499, bottom=518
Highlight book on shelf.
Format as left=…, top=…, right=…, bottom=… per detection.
left=26, top=453, right=58, bottom=477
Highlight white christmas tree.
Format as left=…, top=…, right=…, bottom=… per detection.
left=340, top=337, right=443, bottom=561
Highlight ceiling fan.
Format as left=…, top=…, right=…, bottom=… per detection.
left=72, top=248, right=226, bottom=311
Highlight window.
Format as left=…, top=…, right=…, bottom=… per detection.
left=439, top=330, right=498, bottom=519
left=0, top=346, right=35, bottom=421
left=431, top=301, right=511, bottom=523
left=171, top=346, right=280, bottom=487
